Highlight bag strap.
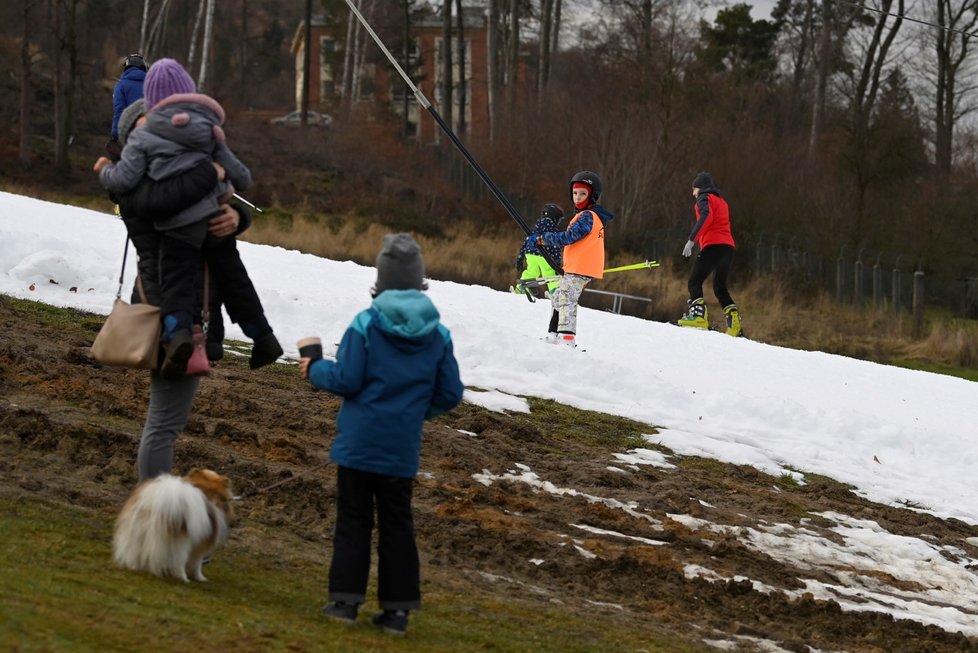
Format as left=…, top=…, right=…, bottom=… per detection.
left=115, top=235, right=151, bottom=304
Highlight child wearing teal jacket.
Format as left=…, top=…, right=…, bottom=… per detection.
left=300, top=233, right=464, bottom=635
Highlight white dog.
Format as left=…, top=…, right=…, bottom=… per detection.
left=113, top=469, right=231, bottom=582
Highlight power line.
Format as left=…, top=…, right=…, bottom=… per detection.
left=839, top=1, right=978, bottom=40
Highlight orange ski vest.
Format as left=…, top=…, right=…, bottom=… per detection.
left=563, top=210, right=605, bottom=279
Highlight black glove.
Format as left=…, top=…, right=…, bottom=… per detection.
left=515, top=253, right=525, bottom=272
left=105, top=137, right=122, bottom=161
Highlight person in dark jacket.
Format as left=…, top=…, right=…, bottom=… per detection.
left=95, top=58, right=283, bottom=377
left=108, top=54, right=147, bottom=157
left=100, top=98, right=254, bottom=481
left=299, top=233, right=464, bottom=636
left=515, top=203, right=564, bottom=298
left=110, top=98, right=241, bottom=361
left=677, top=171, right=744, bottom=337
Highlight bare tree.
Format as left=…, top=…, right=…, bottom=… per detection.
left=140, top=0, right=150, bottom=52
left=301, top=0, right=312, bottom=124
left=50, top=0, right=80, bottom=176
left=341, top=0, right=357, bottom=111
left=441, top=0, right=453, bottom=130
left=19, top=0, right=35, bottom=167
left=506, top=0, right=519, bottom=111
left=187, top=0, right=206, bottom=75
left=198, top=0, right=216, bottom=92
left=455, top=0, right=466, bottom=134
left=538, top=0, right=554, bottom=95
left=931, top=0, right=978, bottom=182
left=487, top=0, right=499, bottom=140
left=840, top=0, right=906, bottom=243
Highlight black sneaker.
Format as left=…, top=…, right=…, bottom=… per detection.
left=249, top=333, right=283, bottom=369
left=159, top=329, right=194, bottom=380
left=321, top=601, right=358, bottom=624
left=371, top=610, right=408, bottom=635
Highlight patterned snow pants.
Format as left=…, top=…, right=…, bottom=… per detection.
left=551, top=273, right=592, bottom=334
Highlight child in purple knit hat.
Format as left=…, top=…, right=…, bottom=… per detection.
left=94, top=58, right=282, bottom=378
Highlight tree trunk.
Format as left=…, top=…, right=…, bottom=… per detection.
left=341, top=1, right=357, bottom=112
left=188, top=0, right=206, bottom=76
left=240, top=0, right=248, bottom=104
left=198, top=0, right=216, bottom=92
left=551, top=0, right=561, bottom=57
left=53, top=0, right=78, bottom=178
left=809, top=0, right=833, bottom=163
left=402, top=0, right=412, bottom=137
left=19, top=0, right=34, bottom=167
left=487, top=0, right=498, bottom=141
left=456, top=0, right=466, bottom=135
left=506, top=0, right=519, bottom=111
left=442, top=0, right=453, bottom=132
left=538, top=0, right=553, bottom=96
left=140, top=0, right=151, bottom=52
left=301, top=0, right=312, bottom=125
left=933, top=0, right=978, bottom=185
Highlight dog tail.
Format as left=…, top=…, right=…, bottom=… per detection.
left=113, top=475, right=214, bottom=577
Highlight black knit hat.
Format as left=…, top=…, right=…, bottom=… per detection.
left=373, top=233, right=427, bottom=296
left=692, top=172, right=714, bottom=189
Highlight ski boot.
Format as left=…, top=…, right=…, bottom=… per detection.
left=677, top=298, right=709, bottom=329
left=723, top=304, right=745, bottom=337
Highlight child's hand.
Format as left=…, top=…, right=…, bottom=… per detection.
left=298, top=357, right=312, bottom=379
left=212, top=162, right=226, bottom=180
left=93, top=156, right=111, bottom=173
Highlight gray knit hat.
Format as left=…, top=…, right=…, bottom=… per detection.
left=373, top=233, right=426, bottom=296
left=118, top=98, right=146, bottom=145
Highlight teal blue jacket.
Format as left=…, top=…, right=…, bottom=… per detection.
left=308, top=290, right=464, bottom=478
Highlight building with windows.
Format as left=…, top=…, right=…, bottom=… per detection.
left=291, top=7, right=490, bottom=143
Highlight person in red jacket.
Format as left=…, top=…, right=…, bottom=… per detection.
left=538, top=170, right=615, bottom=348
left=677, top=172, right=744, bottom=336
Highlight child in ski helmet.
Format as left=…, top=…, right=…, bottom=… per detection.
left=537, top=171, right=616, bottom=347
left=677, top=171, right=744, bottom=337
left=515, top=203, right=564, bottom=297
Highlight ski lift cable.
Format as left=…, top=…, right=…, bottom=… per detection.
left=840, top=0, right=978, bottom=40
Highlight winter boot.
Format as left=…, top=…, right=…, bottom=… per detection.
left=723, top=304, right=745, bottom=337
left=558, top=333, right=577, bottom=348
left=544, top=332, right=559, bottom=344
left=249, top=332, right=283, bottom=369
left=371, top=610, right=409, bottom=635
left=321, top=601, right=359, bottom=624
left=159, top=329, right=194, bottom=380
left=677, top=298, right=709, bottom=329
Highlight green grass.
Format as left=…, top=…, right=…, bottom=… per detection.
left=518, top=397, right=656, bottom=451
left=891, top=358, right=978, bottom=382
left=0, top=497, right=702, bottom=653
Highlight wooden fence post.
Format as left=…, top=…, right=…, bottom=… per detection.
left=912, top=270, right=925, bottom=338
left=872, top=255, right=883, bottom=310
left=892, top=256, right=902, bottom=314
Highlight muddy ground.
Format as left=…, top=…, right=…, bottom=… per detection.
left=1, top=295, right=977, bottom=652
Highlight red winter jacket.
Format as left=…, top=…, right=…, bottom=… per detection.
left=690, top=191, right=735, bottom=248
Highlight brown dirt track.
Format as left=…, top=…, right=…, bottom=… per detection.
left=1, top=295, right=977, bottom=652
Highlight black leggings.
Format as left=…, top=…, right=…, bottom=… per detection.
left=688, top=244, right=735, bottom=307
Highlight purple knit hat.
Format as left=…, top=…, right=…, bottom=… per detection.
left=144, top=58, right=196, bottom=109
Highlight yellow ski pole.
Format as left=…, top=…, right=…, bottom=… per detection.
left=602, top=260, right=660, bottom=273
